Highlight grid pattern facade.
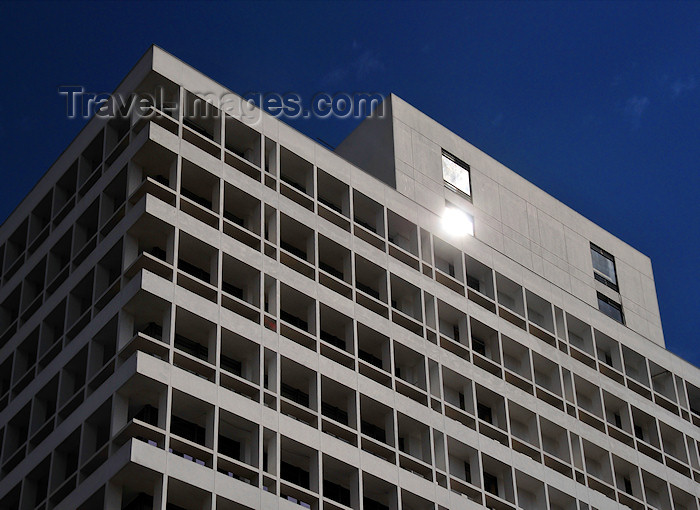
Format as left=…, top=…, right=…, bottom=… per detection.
left=0, top=47, right=699, bottom=510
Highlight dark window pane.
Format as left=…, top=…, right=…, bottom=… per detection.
left=597, top=294, right=624, bottom=323
left=591, top=244, right=617, bottom=285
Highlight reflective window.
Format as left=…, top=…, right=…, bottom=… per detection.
left=591, top=243, right=618, bottom=289
left=442, top=151, right=471, bottom=197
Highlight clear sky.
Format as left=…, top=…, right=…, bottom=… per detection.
left=0, top=1, right=698, bottom=365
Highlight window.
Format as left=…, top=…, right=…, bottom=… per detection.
left=590, top=243, right=618, bottom=291
left=483, top=472, right=499, bottom=496
left=442, top=150, right=471, bottom=197
left=472, top=337, right=486, bottom=357
left=324, top=480, right=351, bottom=506
left=614, top=413, right=622, bottom=429
left=623, top=477, right=633, bottom=495
left=218, top=435, right=241, bottom=459
left=633, top=423, right=643, bottom=440
left=477, top=403, right=492, bottom=423
left=280, top=461, right=310, bottom=489
left=597, top=293, right=624, bottom=324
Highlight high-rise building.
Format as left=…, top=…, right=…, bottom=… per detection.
left=0, top=46, right=698, bottom=510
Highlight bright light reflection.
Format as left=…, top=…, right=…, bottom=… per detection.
left=442, top=207, right=474, bottom=237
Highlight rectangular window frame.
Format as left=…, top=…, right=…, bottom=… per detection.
left=442, top=150, right=472, bottom=199
left=597, top=292, right=624, bottom=324
left=590, top=243, right=619, bottom=291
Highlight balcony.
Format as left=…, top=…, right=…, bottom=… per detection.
left=525, top=290, right=555, bottom=345
left=280, top=147, right=314, bottom=210
left=355, top=256, right=388, bottom=318
left=540, top=417, right=572, bottom=477
left=218, top=409, right=259, bottom=482
left=650, top=361, right=679, bottom=413
left=475, top=384, right=509, bottom=446
left=582, top=439, right=615, bottom=497
left=170, top=389, right=214, bottom=467
left=279, top=437, right=319, bottom=508
left=182, top=90, right=221, bottom=157
left=27, top=191, right=52, bottom=255
left=318, top=235, right=352, bottom=298
left=533, top=353, right=564, bottom=411
left=502, top=336, right=532, bottom=393
left=221, top=255, right=260, bottom=322
left=495, top=273, right=526, bottom=329
left=393, top=343, right=427, bottom=405
left=390, top=274, right=423, bottom=336
left=223, top=182, right=261, bottom=249
left=508, top=401, right=540, bottom=462
left=323, top=456, right=358, bottom=509
left=359, top=395, right=395, bottom=461
left=173, top=307, right=215, bottom=381
left=321, top=376, right=356, bottom=445
left=352, top=190, right=385, bottom=250
left=641, top=470, right=672, bottom=510
left=433, top=236, right=465, bottom=294
left=279, top=284, right=316, bottom=351
left=612, top=455, right=644, bottom=509
left=397, top=413, right=433, bottom=477
left=603, top=390, right=634, bottom=446
left=623, top=346, right=652, bottom=398
left=481, top=454, right=516, bottom=509
left=436, top=299, right=469, bottom=360
left=77, top=129, right=104, bottom=198
left=179, top=158, right=220, bottom=228
left=357, top=324, right=391, bottom=387
left=224, top=112, right=261, bottom=180
left=319, top=305, right=354, bottom=368
left=362, top=473, right=397, bottom=510
left=279, top=213, right=315, bottom=279
left=129, top=132, right=177, bottom=205
left=547, top=486, right=577, bottom=510
left=631, top=406, right=663, bottom=461
left=594, top=329, right=624, bottom=383
left=442, top=367, right=476, bottom=430
left=72, top=199, right=99, bottom=268
left=219, top=328, right=260, bottom=401
left=51, top=162, right=78, bottom=228
left=280, top=357, right=317, bottom=427
left=45, top=229, right=72, bottom=296
left=177, top=232, right=217, bottom=301
left=515, top=471, right=546, bottom=510
left=317, top=169, right=350, bottom=230
left=387, top=211, right=419, bottom=270
left=470, top=318, right=502, bottom=378
left=99, top=167, right=127, bottom=238
left=401, top=489, right=436, bottom=510
left=121, top=291, right=170, bottom=362
left=566, top=313, right=596, bottom=368
left=447, top=437, right=482, bottom=503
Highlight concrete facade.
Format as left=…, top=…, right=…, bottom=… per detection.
left=0, top=46, right=697, bottom=510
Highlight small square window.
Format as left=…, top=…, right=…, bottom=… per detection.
left=442, top=150, right=471, bottom=197
left=590, top=243, right=618, bottom=290
left=597, top=293, right=624, bottom=324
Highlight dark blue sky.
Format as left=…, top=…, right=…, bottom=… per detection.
left=1, top=1, right=698, bottom=365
